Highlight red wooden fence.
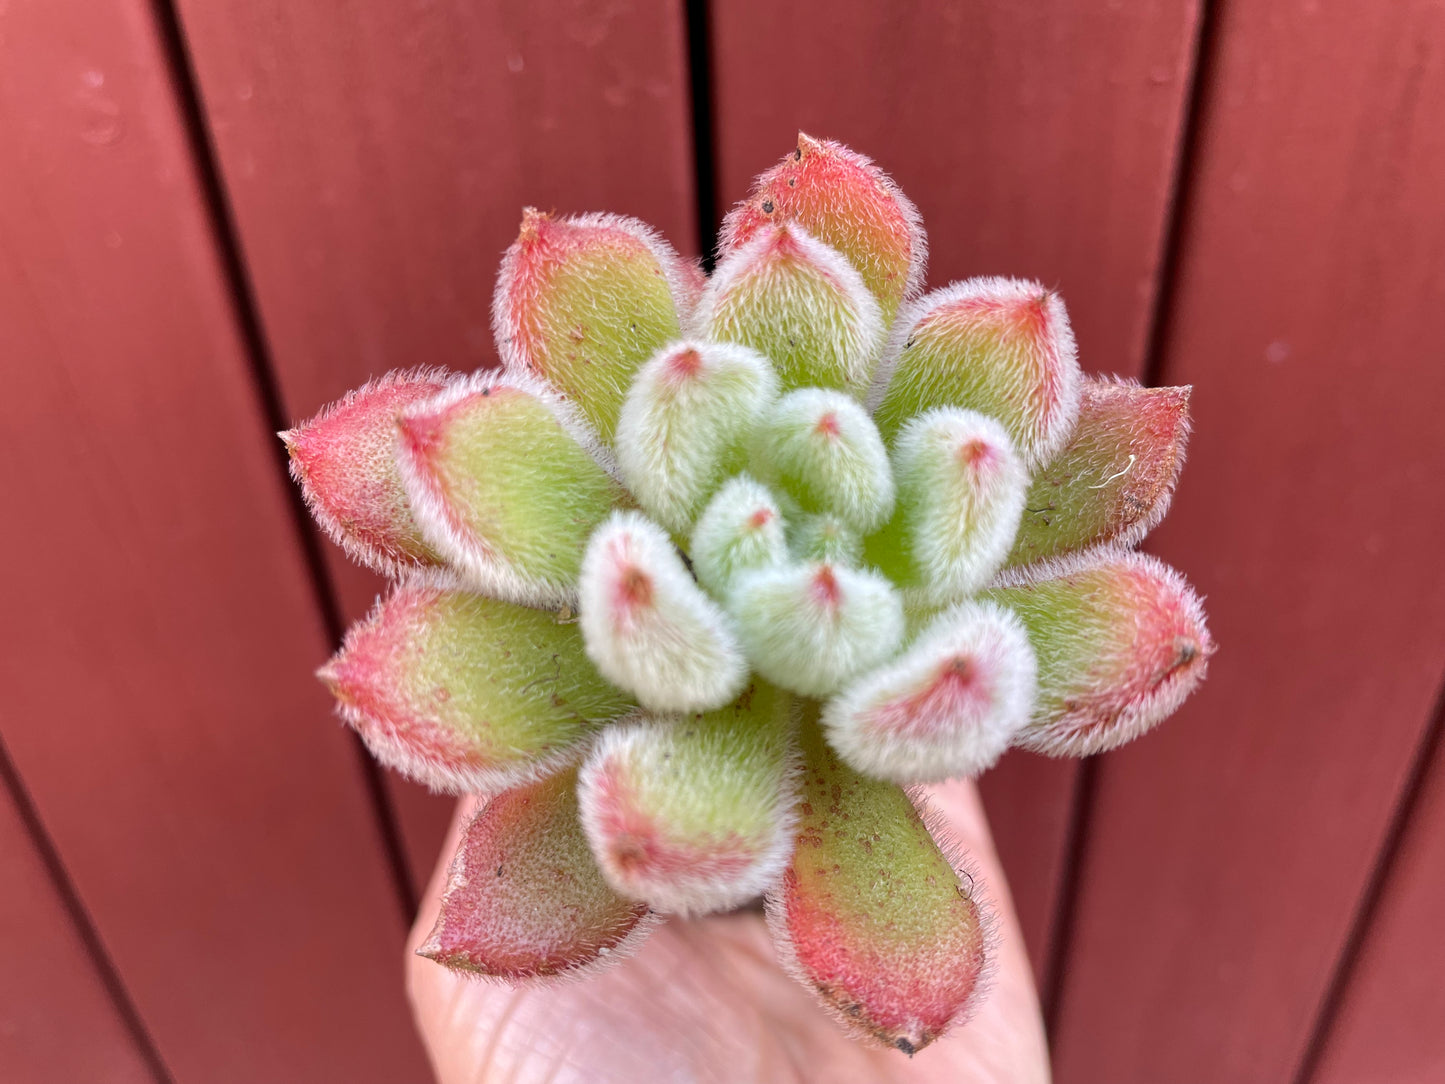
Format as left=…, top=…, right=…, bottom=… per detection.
left=1, top=1, right=1441, bottom=1081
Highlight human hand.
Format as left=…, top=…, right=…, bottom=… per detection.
left=406, top=778, right=1050, bottom=1083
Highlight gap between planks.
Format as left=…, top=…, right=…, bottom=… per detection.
left=0, top=736, right=176, bottom=1084
left=1291, top=674, right=1445, bottom=1084
left=145, top=0, right=418, bottom=921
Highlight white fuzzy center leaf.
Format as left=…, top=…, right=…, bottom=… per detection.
left=580, top=512, right=748, bottom=713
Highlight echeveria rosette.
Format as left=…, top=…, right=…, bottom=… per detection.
left=284, top=135, right=1214, bottom=1055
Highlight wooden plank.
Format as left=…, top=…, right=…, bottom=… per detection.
left=1310, top=714, right=1445, bottom=1084
left=0, top=1, right=429, bottom=1079
left=709, top=0, right=1203, bottom=980
left=0, top=767, right=158, bottom=1084
left=172, top=0, right=700, bottom=885
left=1050, top=2, right=1445, bottom=1080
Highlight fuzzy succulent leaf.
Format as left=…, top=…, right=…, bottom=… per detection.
left=825, top=601, right=1037, bottom=784
left=751, top=388, right=895, bottom=533
left=418, top=769, right=655, bottom=980
left=871, top=278, right=1081, bottom=469
left=983, top=548, right=1214, bottom=755
left=790, top=513, right=864, bottom=566
left=577, top=681, right=797, bottom=915
left=731, top=562, right=904, bottom=698
left=396, top=371, right=628, bottom=607
left=615, top=341, right=779, bottom=534
left=768, top=713, right=989, bottom=1054
left=493, top=209, right=700, bottom=442
left=319, top=576, right=632, bottom=795
left=282, top=369, right=449, bottom=573
left=866, top=408, right=1028, bottom=606
left=720, top=133, right=925, bottom=324
left=579, top=512, right=748, bottom=713
left=688, top=476, right=789, bottom=596
left=1007, top=379, right=1192, bottom=569
left=699, top=223, right=885, bottom=396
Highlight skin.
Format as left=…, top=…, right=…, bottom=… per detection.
left=406, top=779, right=1051, bottom=1084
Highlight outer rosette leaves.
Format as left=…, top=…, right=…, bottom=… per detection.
left=615, top=341, right=779, bottom=534
left=768, top=714, right=990, bottom=1055
left=318, top=574, right=633, bottom=795
left=699, top=222, right=885, bottom=396
left=281, top=368, right=448, bottom=573
left=866, top=408, right=1028, bottom=605
left=419, top=769, right=656, bottom=980
left=983, top=548, right=1215, bottom=755
left=1008, top=378, right=1192, bottom=569
left=577, top=681, right=797, bottom=915
left=871, top=278, right=1081, bottom=469
left=494, top=209, right=701, bottom=442
left=720, top=133, right=926, bottom=324
left=825, top=601, right=1037, bottom=784
left=731, top=561, right=904, bottom=698
left=751, top=388, right=895, bottom=533
left=397, top=371, right=628, bottom=607
left=579, top=512, right=748, bottom=713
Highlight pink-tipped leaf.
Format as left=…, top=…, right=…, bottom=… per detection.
left=397, top=371, right=628, bottom=607
left=319, top=574, right=632, bottom=794
left=689, top=475, right=789, bottom=597
left=577, top=681, right=797, bottom=915
left=751, top=388, right=895, bottom=533
left=825, top=601, right=1037, bottom=784
left=720, top=133, right=925, bottom=324
left=1007, top=378, right=1192, bottom=569
left=579, top=512, right=747, bottom=714
left=419, top=769, right=655, bottom=980
left=493, top=209, right=700, bottom=442
left=983, top=547, right=1215, bottom=755
left=281, top=368, right=449, bottom=574
left=871, top=278, right=1081, bottom=468
left=767, top=712, right=990, bottom=1054
left=699, top=222, right=885, bottom=396
left=731, top=561, right=904, bottom=698
left=865, top=408, right=1028, bottom=606
left=615, top=340, right=779, bottom=534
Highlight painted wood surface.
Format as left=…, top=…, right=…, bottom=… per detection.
left=5, top=1, right=1445, bottom=1079
left=708, top=0, right=1204, bottom=980
left=171, top=0, right=700, bottom=889
left=0, top=1, right=429, bottom=1079
left=1050, top=2, right=1445, bottom=1081
left=1311, top=712, right=1445, bottom=1084
left=0, top=769, right=158, bottom=1084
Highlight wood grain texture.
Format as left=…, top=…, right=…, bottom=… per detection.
left=0, top=1, right=429, bottom=1079
left=709, top=0, right=1203, bottom=981
left=0, top=769, right=158, bottom=1084
left=1050, top=2, right=1445, bottom=1080
left=172, top=0, right=700, bottom=886
left=1310, top=711, right=1445, bottom=1084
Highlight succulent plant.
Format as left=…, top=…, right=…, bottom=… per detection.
left=284, top=134, right=1213, bottom=1056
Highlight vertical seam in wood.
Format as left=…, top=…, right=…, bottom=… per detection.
left=146, top=0, right=418, bottom=922
left=0, top=736, right=176, bottom=1084
left=1040, top=756, right=1099, bottom=1044
left=1291, top=675, right=1445, bottom=1084
left=1141, top=0, right=1220, bottom=388
left=683, top=0, right=720, bottom=270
